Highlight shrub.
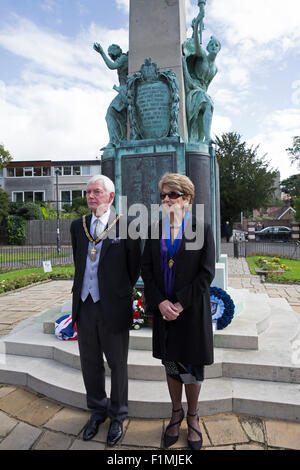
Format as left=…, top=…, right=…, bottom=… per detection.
left=6, top=215, right=27, bottom=245
left=0, top=188, right=9, bottom=224
left=72, top=197, right=87, bottom=211
left=16, top=202, right=42, bottom=220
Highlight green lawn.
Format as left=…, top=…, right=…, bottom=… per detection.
left=246, top=256, right=300, bottom=283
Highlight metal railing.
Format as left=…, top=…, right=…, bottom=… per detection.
left=228, top=241, right=300, bottom=260
left=0, top=245, right=73, bottom=270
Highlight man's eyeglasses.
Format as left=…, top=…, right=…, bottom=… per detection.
left=160, top=191, right=185, bottom=200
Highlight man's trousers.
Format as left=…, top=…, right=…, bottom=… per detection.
left=77, top=295, right=129, bottom=423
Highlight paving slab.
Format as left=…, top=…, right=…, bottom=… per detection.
left=44, top=406, right=89, bottom=435
left=122, top=419, right=163, bottom=448
left=235, top=443, right=265, bottom=450
left=15, top=397, right=62, bottom=426
left=33, top=430, right=73, bottom=450
left=69, top=439, right=106, bottom=450
left=0, top=421, right=42, bottom=450
left=0, top=388, right=40, bottom=415
left=0, top=385, right=16, bottom=399
left=202, top=413, right=249, bottom=446
left=0, top=410, right=18, bottom=437
left=265, top=419, right=300, bottom=450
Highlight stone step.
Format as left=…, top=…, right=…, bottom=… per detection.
left=1, top=352, right=299, bottom=421
left=2, top=323, right=300, bottom=384
left=42, top=288, right=274, bottom=351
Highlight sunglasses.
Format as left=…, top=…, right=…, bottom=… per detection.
left=160, top=191, right=184, bottom=200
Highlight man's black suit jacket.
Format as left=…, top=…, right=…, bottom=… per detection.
left=70, top=212, right=142, bottom=333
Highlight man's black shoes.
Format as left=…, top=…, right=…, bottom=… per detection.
left=107, top=420, right=123, bottom=447
left=83, top=415, right=107, bottom=441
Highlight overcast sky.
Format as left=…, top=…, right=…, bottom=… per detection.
left=0, top=0, right=299, bottom=180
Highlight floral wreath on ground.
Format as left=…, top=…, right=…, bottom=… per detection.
left=210, top=287, right=235, bottom=330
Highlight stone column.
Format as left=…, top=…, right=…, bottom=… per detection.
left=291, top=222, right=300, bottom=241
left=129, top=0, right=187, bottom=140
left=248, top=221, right=256, bottom=241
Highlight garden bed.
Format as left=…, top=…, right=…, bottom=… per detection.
left=0, top=265, right=74, bottom=294
left=247, top=256, right=300, bottom=284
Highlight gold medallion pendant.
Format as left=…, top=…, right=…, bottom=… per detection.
left=168, top=259, right=174, bottom=269
left=82, top=214, right=122, bottom=262
left=90, top=245, right=97, bottom=262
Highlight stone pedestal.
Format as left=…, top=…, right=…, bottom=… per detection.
left=129, top=0, right=187, bottom=140
left=102, top=138, right=222, bottom=263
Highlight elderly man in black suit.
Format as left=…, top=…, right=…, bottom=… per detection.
left=70, top=175, right=141, bottom=446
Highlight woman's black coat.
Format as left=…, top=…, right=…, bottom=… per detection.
left=141, top=216, right=215, bottom=366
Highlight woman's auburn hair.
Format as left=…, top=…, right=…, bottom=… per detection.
left=158, top=173, right=195, bottom=203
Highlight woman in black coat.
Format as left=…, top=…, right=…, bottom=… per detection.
left=141, top=173, right=215, bottom=450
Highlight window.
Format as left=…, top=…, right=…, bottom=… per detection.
left=82, top=166, right=91, bottom=176
left=24, top=192, right=34, bottom=202
left=63, top=166, right=72, bottom=176
left=34, top=167, right=42, bottom=177
left=43, top=167, right=51, bottom=176
left=24, top=167, right=33, bottom=177
left=12, top=191, right=45, bottom=203
left=34, top=192, right=44, bottom=202
left=72, top=190, right=82, bottom=200
left=61, top=191, right=71, bottom=204
left=12, top=192, right=23, bottom=203
left=7, top=168, right=15, bottom=177
left=73, top=166, right=81, bottom=176
left=16, top=168, right=24, bottom=177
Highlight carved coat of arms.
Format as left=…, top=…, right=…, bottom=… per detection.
left=127, top=58, right=179, bottom=140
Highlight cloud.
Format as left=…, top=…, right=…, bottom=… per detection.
left=0, top=16, right=130, bottom=160
left=248, top=108, right=300, bottom=179
left=292, top=80, right=300, bottom=106
left=40, top=0, right=59, bottom=13
left=0, top=80, right=113, bottom=160
left=210, top=0, right=300, bottom=47
left=115, top=0, right=129, bottom=13
left=0, top=17, right=129, bottom=89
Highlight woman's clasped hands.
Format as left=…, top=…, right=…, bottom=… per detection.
left=158, top=300, right=183, bottom=322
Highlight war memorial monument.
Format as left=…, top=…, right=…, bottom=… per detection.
left=95, top=0, right=224, bottom=284
left=0, top=0, right=299, bottom=426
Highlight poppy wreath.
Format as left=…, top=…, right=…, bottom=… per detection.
left=132, top=288, right=146, bottom=329
left=210, top=287, right=235, bottom=330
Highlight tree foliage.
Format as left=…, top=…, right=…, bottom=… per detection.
left=0, top=188, right=9, bottom=224
left=295, top=198, right=300, bottom=223
left=216, top=132, right=278, bottom=228
left=0, top=144, right=13, bottom=168
left=286, top=136, right=300, bottom=168
left=280, top=174, right=300, bottom=204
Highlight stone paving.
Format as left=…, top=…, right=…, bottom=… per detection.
left=1, top=384, right=300, bottom=450
left=0, top=263, right=300, bottom=450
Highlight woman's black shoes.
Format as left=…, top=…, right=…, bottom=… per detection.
left=187, top=412, right=203, bottom=450
left=163, top=407, right=185, bottom=448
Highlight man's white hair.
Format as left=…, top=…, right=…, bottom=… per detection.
left=87, top=175, right=115, bottom=194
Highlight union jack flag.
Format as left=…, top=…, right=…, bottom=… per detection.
left=55, top=314, right=77, bottom=341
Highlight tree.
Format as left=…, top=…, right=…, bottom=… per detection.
left=0, top=144, right=13, bottom=168
left=216, top=132, right=278, bottom=229
left=0, top=188, right=9, bottom=224
left=280, top=174, right=300, bottom=206
left=286, top=136, right=300, bottom=168
left=295, top=198, right=300, bottom=223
